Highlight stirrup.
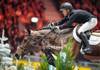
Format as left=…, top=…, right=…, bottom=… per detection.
left=80, top=48, right=85, bottom=55
left=80, top=45, right=92, bottom=55
left=83, top=48, right=92, bottom=54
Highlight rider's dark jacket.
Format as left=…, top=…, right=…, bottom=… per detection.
left=56, top=9, right=96, bottom=29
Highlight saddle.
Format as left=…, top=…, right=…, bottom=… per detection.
left=89, top=32, right=100, bottom=45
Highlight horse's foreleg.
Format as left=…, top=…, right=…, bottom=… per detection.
left=71, top=41, right=80, bottom=59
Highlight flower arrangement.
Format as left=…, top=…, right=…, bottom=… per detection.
left=39, top=37, right=74, bottom=70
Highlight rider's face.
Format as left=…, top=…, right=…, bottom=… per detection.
left=61, top=9, right=70, bottom=16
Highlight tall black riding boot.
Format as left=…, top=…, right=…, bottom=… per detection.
left=80, top=32, right=92, bottom=53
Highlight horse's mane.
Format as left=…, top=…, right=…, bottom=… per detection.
left=19, top=33, right=61, bottom=54
left=16, top=29, right=73, bottom=55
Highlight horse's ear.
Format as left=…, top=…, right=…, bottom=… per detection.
left=16, top=47, right=22, bottom=55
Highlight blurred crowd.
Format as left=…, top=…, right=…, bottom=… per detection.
left=0, top=0, right=99, bottom=53
left=0, top=0, right=45, bottom=53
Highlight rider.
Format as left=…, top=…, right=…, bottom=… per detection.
left=52, top=2, right=98, bottom=53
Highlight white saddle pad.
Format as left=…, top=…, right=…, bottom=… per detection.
left=89, top=35, right=100, bottom=45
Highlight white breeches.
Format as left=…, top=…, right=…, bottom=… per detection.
left=73, top=18, right=98, bottom=43
left=78, top=18, right=97, bottom=34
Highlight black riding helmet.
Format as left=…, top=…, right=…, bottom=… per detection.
left=60, top=2, right=73, bottom=12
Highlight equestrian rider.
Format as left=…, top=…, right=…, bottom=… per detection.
left=52, top=2, right=98, bottom=53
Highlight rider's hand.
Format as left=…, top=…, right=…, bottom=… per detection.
left=42, top=22, right=55, bottom=29
left=48, top=22, right=55, bottom=27
left=52, top=26, right=60, bottom=33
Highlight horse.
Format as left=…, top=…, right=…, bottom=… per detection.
left=15, top=25, right=100, bottom=64
left=15, top=29, right=72, bottom=58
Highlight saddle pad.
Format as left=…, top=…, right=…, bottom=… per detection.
left=89, top=35, right=100, bottom=45
left=92, top=32, right=100, bottom=37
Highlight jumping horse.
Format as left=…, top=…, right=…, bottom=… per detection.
left=15, top=25, right=100, bottom=65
